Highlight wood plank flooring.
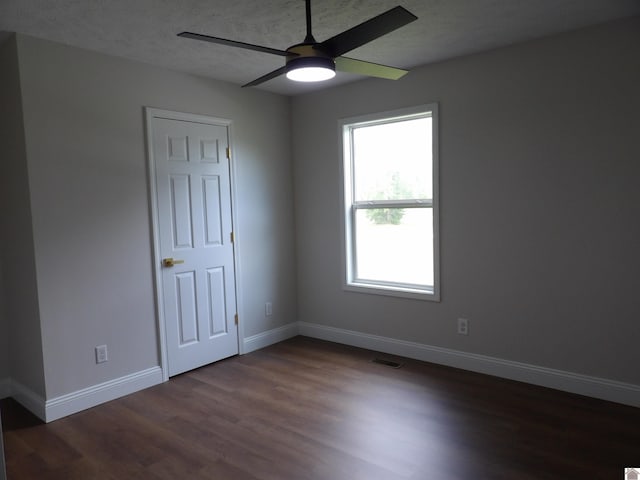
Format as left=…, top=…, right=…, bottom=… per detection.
left=2, top=336, right=639, bottom=479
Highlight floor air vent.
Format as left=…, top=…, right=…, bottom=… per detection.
left=372, top=358, right=403, bottom=368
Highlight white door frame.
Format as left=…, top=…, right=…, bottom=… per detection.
left=145, top=107, right=244, bottom=382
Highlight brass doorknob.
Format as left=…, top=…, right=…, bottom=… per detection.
left=162, top=258, right=185, bottom=267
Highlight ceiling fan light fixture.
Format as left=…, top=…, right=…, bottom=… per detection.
left=286, top=56, right=336, bottom=82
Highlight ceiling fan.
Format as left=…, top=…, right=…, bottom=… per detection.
left=178, top=0, right=418, bottom=87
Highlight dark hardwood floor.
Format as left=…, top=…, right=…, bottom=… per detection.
left=2, top=336, right=639, bottom=479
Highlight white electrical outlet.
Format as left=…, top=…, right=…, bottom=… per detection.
left=265, top=302, right=273, bottom=316
left=95, top=345, right=108, bottom=364
left=457, top=318, right=469, bottom=335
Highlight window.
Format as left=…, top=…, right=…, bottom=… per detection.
left=340, top=104, right=439, bottom=300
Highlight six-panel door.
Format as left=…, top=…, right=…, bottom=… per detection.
left=152, top=117, right=238, bottom=377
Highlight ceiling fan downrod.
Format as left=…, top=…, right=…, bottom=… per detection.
left=304, top=0, right=315, bottom=43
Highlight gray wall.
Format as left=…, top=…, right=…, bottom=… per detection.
left=12, top=34, right=296, bottom=399
left=0, top=35, right=46, bottom=396
left=292, top=16, right=640, bottom=385
left=0, top=39, right=9, bottom=387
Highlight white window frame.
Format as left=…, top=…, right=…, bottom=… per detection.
left=339, top=104, right=440, bottom=301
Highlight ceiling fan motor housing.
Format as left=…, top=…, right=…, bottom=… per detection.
left=285, top=43, right=336, bottom=73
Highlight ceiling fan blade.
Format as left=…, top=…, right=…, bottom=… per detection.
left=335, top=57, right=409, bottom=80
left=317, top=6, right=417, bottom=58
left=178, top=32, right=289, bottom=57
left=242, top=66, right=288, bottom=87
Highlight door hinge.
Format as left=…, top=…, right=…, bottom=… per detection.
left=226, top=147, right=231, bottom=159
left=230, top=231, right=235, bottom=243
left=234, top=313, right=239, bottom=325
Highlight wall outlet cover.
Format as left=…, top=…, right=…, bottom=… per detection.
left=95, top=345, right=109, bottom=364
left=457, top=318, right=469, bottom=335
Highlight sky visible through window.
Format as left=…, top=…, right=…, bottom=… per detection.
left=353, top=117, right=432, bottom=202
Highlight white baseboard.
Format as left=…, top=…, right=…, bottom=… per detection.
left=0, top=378, right=10, bottom=399
left=298, top=321, right=640, bottom=408
left=2, top=368, right=165, bottom=423
left=10, top=380, right=47, bottom=421
left=243, top=322, right=299, bottom=354
left=45, top=367, right=163, bottom=422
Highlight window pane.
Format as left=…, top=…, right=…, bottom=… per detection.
left=355, top=208, right=434, bottom=287
left=353, top=117, right=432, bottom=202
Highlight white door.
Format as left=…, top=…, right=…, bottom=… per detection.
left=151, top=115, right=238, bottom=377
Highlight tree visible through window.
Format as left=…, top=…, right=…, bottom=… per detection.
left=341, top=105, right=439, bottom=300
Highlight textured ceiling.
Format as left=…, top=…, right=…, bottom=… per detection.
left=1, top=0, right=639, bottom=96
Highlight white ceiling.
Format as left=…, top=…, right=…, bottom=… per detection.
left=1, top=0, right=639, bottom=96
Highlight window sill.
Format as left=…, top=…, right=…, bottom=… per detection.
left=344, top=282, right=440, bottom=302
